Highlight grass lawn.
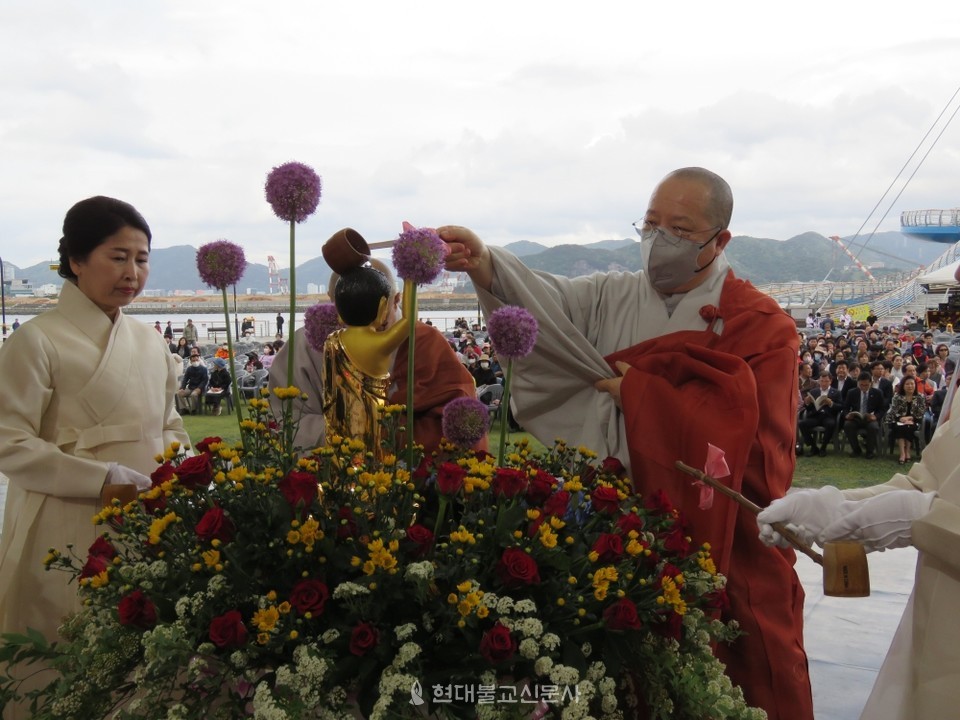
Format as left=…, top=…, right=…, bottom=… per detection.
left=181, top=417, right=903, bottom=492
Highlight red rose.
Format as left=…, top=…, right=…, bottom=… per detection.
left=405, top=524, right=435, bottom=557
left=591, top=533, right=624, bottom=562
left=209, top=610, right=248, bottom=649
left=657, top=611, right=684, bottom=640
left=491, top=468, right=528, bottom=498
left=496, top=547, right=541, bottom=588
left=80, top=554, right=108, bottom=579
left=118, top=589, right=157, bottom=629
left=591, top=485, right=621, bottom=514
left=176, top=453, right=214, bottom=490
left=706, top=588, right=730, bottom=611
left=349, top=622, right=380, bottom=656
left=645, top=488, right=674, bottom=513
left=195, top=506, right=235, bottom=543
left=663, top=526, right=691, bottom=555
left=479, top=622, right=517, bottom=664
left=659, top=563, right=683, bottom=583
left=150, top=462, right=176, bottom=487
left=288, top=579, right=329, bottom=616
left=436, top=462, right=466, bottom=495
left=195, top=436, right=222, bottom=454
left=543, top=490, right=570, bottom=517
left=616, top=512, right=645, bottom=535
left=600, top=456, right=627, bottom=477
left=525, top=469, right=556, bottom=505
left=279, top=471, right=319, bottom=518
left=603, top=598, right=642, bottom=631
left=88, top=536, right=117, bottom=560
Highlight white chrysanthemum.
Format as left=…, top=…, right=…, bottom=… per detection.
left=332, top=581, right=371, bottom=599
left=403, top=560, right=435, bottom=581
left=395, top=641, right=421, bottom=666
left=580, top=642, right=593, bottom=657
left=549, top=663, right=581, bottom=687
left=519, top=638, right=539, bottom=659
left=174, top=597, right=191, bottom=619
left=496, top=596, right=515, bottom=614
left=229, top=651, right=248, bottom=669
left=601, top=693, right=619, bottom=714
left=252, top=680, right=289, bottom=719
left=207, top=574, right=227, bottom=594
left=513, top=617, right=544, bottom=638
left=513, top=599, right=537, bottom=614
left=534, top=656, right=554, bottom=676
left=394, top=623, right=417, bottom=641
left=370, top=671, right=419, bottom=720
left=322, top=629, right=341, bottom=644
left=586, top=660, right=607, bottom=682
left=541, top=633, right=561, bottom=651
left=148, top=560, right=169, bottom=579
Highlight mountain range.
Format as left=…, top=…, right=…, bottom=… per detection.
left=4, top=231, right=947, bottom=295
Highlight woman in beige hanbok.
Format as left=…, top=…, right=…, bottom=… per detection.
left=0, top=197, right=190, bottom=719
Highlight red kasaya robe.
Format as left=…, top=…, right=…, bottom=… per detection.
left=605, top=273, right=812, bottom=720
left=390, top=323, right=487, bottom=456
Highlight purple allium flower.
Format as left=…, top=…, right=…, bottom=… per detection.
left=196, top=240, right=247, bottom=289
left=442, top=397, right=491, bottom=448
left=304, top=303, right=343, bottom=352
left=264, top=162, right=322, bottom=223
left=486, top=306, right=538, bottom=359
left=391, top=225, right=447, bottom=285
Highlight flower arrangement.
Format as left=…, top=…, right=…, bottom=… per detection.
left=196, top=239, right=248, bottom=431
left=264, top=161, right=323, bottom=383
left=0, top=394, right=763, bottom=720
left=486, top=306, right=538, bottom=465
left=392, top=222, right=448, bottom=470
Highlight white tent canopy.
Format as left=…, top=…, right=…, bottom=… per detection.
left=917, top=260, right=960, bottom=286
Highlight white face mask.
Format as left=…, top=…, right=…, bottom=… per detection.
left=641, top=227, right=719, bottom=292
left=480, top=362, right=490, bottom=369
left=190, top=359, right=200, bottom=365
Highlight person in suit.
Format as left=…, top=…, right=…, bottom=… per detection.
left=870, top=361, right=894, bottom=416
left=798, top=372, right=842, bottom=456
left=831, top=359, right=857, bottom=404
left=843, top=372, right=885, bottom=458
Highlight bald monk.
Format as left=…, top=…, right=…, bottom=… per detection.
left=439, top=167, right=811, bottom=720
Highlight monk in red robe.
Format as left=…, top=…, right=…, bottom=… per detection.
left=439, top=167, right=813, bottom=720
left=390, top=322, right=486, bottom=455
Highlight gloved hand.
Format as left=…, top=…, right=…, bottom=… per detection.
left=106, top=462, right=153, bottom=492
left=819, top=490, right=937, bottom=553
left=757, top=486, right=845, bottom=549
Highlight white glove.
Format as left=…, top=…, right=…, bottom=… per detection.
left=819, top=490, right=937, bottom=553
left=106, top=462, right=153, bottom=492
left=757, top=486, right=845, bottom=549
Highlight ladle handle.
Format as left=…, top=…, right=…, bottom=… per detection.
left=674, top=461, right=824, bottom=566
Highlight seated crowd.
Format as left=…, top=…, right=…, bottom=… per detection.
left=796, top=316, right=956, bottom=464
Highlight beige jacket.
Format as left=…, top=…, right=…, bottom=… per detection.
left=0, top=281, right=190, bottom=643
left=843, top=385, right=960, bottom=718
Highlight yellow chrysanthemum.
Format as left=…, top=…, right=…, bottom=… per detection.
left=253, top=605, right=280, bottom=632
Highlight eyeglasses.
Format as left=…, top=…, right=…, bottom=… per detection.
left=633, top=220, right=721, bottom=247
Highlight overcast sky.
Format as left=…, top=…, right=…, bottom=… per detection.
left=1, top=1, right=959, bottom=270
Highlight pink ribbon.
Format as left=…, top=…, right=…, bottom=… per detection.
left=696, top=443, right=730, bottom=510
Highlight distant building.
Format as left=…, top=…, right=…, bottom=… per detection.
left=33, top=283, right=58, bottom=297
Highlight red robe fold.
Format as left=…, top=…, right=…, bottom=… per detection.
left=605, top=273, right=812, bottom=720
left=389, top=323, right=487, bottom=455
